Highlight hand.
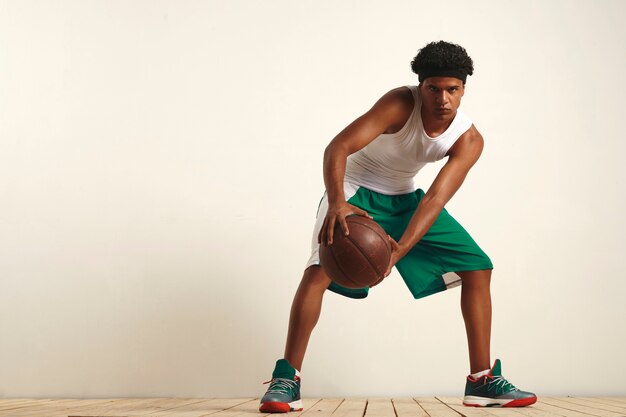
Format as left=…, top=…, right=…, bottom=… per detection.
left=317, top=201, right=372, bottom=246
left=384, top=235, right=403, bottom=276
left=369, top=236, right=404, bottom=288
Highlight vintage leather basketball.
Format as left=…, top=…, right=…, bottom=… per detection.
left=319, top=215, right=392, bottom=288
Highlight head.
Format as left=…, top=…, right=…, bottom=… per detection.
left=411, top=41, right=474, bottom=119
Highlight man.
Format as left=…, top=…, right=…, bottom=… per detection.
left=259, top=41, right=536, bottom=411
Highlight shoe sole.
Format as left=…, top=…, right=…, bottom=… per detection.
left=259, top=399, right=303, bottom=413
left=463, top=395, right=537, bottom=407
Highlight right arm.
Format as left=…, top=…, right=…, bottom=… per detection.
left=318, top=87, right=413, bottom=246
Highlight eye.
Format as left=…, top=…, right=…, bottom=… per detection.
left=448, top=87, right=458, bottom=93
left=429, top=86, right=438, bottom=92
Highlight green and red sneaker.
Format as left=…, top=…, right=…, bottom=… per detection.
left=463, top=359, right=537, bottom=407
left=259, top=359, right=303, bottom=413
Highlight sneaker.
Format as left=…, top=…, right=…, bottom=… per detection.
left=259, top=359, right=303, bottom=413
left=463, top=359, right=537, bottom=407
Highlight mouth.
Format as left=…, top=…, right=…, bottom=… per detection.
left=435, top=108, right=450, bottom=113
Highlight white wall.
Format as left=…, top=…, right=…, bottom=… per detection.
left=1, top=0, right=625, bottom=398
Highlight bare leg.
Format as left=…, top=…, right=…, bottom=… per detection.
left=283, top=265, right=331, bottom=372
left=457, top=269, right=493, bottom=374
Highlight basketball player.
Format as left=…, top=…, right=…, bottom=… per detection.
left=259, top=41, right=536, bottom=411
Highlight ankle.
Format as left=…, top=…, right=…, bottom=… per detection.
left=469, top=368, right=490, bottom=379
left=284, top=358, right=302, bottom=375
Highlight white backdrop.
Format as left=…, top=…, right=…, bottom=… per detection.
left=1, top=0, right=625, bottom=398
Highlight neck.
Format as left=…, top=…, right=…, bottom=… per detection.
left=420, top=107, right=456, bottom=137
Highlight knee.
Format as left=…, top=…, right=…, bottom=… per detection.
left=458, top=269, right=492, bottom=287
left=302, top=265, right=332, bottom=291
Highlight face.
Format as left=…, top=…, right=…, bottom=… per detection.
left=419, top=77, right=465, bottom=120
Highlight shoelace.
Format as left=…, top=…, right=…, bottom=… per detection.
left=262, top=378, right=299, bottom=394
left=484, top=375, right=519, bottom=393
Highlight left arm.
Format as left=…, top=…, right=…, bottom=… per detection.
left=381, top=125, right=485, bottom=278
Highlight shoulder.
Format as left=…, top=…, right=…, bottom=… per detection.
left=376, top=86, right=415, bottom=112
left=446, top=124, right=484, bottom=159
left=369, top=86, right=415, bottom=132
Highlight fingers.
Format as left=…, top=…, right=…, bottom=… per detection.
left=385, top=259, right=396, bottom=277
left=339, top=216, right=349, bottom=237
left=327, top=216, right=336, bottom=245
left=388, top=235, right=400, bottom=251
left=384, top=239, right=398, bottom=278
left=318, top=215, right=346, bottom=246
left=319, top=204, right=373, bottom=247
left=356, top=207, right=373, bottom=219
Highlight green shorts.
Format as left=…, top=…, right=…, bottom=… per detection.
left=305, top=183, right=493, bottom=300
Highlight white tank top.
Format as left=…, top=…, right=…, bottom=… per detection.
left=344, top=85, right=473, bottom=195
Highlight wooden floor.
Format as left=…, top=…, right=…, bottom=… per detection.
left=1, top=397, right=625, bottom=417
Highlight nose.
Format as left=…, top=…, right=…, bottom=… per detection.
left=436, top=91, right=449, bottom=105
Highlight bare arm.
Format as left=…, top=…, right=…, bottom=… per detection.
left=384, top=124, right=485, bottom=275
left=318, top=88, right=413, bottom=245
left=323, top=88, right=412, bottom=204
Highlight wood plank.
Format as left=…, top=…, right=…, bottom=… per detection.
left=436, top=396, right=611, bottom=417
left=64, top=398, right=189, bottom=417
left=1, top=399, right=121, bottom=417
left=496, top=402, right=560, bottom=417
left=296, top=398, right=324, bottom=415
left=575, top=398, right=626, bottom=410
left=436, top=396, right=493, bottom=417
left=0, top=398, right=297, bottom=417
left=131, top=398, right=255, bottom=417
left=446, top=395, right=556, bottom=417
left=0, top=399, right=58, bottom=411
left=298, top=398, right=344, bottom=417
left=531, top=399, right=602, bottom=417
left=541, top=397, right=626, bottom=417
left=0, top=399, right=32, bottom=404
left=413, top=397, right=459, bottom=417
left=436, top=397, right=532, bottom=417
left=0, top=397, right=623, bottom=417
left=364, top=398, right=394, bottom=417
left=120, top=398, right=218, bottom=416
left=330, top=398, right=366, bottom=417
left=124, top=398, right=221, bottom=416
left=391, top=397, right=429, bottom=417
left=0, top=399, right=50, bottom=408
left=56, top=399, right=128, bottom=417
left=554, top=397, right=626, bottom=415
left=605, top=399, right=626, bottom=405
left=174, top=398, right=265, bottom=417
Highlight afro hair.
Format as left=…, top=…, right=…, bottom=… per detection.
left=411, top=41, right=474, bottom=82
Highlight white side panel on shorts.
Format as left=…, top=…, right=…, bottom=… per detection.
left=304, top=182, right=361, bottom=269
left=443, top=272, right=462, bottom=289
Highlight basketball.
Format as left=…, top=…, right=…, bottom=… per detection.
left=319, top=215, right=392, bottom=288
